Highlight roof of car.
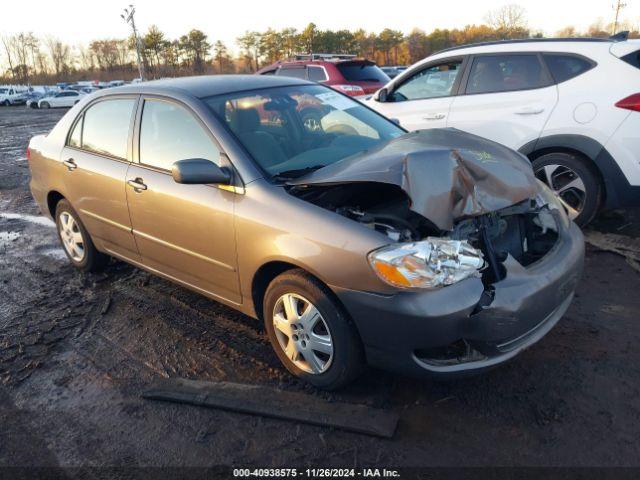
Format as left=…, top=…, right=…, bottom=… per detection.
left=101, top=75, right=311, bottom=99
left=433, top=36, right=621, bottom=55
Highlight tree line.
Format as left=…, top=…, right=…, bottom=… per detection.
left=1, top=4, right=638, bottom=85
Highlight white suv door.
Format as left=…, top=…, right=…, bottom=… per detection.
left=447, top=53, right=558, bottom=150
left=368, top=58, right=465, bottom=131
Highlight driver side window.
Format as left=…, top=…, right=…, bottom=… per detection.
left=393, top=60, right=462, bottom=101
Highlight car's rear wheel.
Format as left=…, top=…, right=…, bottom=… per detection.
left=40, top=101, right=50, bottom=109
left=532, top=152, right=601, bottom=226
left=55, top=199, right=109, bottom=272
left=263, top=269, right=364, bottom=390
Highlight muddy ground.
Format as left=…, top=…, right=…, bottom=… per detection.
left=1, top=107, right=639, bottom=473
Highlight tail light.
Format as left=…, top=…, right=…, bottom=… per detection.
left=615, top=93, right=640, bottom=112
left=332, top=84, right=365, bottom=97
left=26, top=147, right=31, bottom=162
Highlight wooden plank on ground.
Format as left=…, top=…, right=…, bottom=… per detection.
left=142, top=378, right=399, bottom=438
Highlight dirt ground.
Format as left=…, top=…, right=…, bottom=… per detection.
left=1, top=107, right=640, bottom=472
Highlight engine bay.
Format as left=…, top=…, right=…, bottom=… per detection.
left=288, top=181, right=560, bottom=284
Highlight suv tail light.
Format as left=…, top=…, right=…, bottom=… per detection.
left=332, top=84, right=365, bottom=97
left=26, top=147, right=31, bottom=162
left=615, top=93, right=640, bottom=112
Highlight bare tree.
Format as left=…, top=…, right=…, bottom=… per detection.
left=485, top=4, right=529, bottom=38
left=1, top=35, right=16, bottom=80
left=46, top=37, right=72, bottom=76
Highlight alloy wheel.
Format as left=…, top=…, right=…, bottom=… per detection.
left=59, top=212, right=85, bottom=262
left=272, top=293, right=334, bottom=374
left=534, top=164, right=586, bottom=220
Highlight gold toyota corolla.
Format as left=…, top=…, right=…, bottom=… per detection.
left=28, top=76, right=584, bottom=389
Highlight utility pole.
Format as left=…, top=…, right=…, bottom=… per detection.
left=612, top=0, right=627, bottom=35
left=121, top=5, right=146, bottom=80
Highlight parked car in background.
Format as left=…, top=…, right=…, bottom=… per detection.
left=0, top=86, right=28, bottom=105
left=108, top=80, right=125, bottom=87
left=367, top=36, right=640, bottom=226
left=257, top=53, right=390, bottom=97
left=38, top=90, right=85, bottom=108
left=25, top=91, right=46, bottom=108
left=27, top=75, right=583, bottom=389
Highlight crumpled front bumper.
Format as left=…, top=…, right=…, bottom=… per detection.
left=333, top=216, right=585, bottom=378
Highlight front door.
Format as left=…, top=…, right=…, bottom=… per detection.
left=448, top=53, right=559, bottom=150
left=369, top=58, right=465, bottom=131
left=126, top=97, right=241, bottom=304
left=60, top=96, right=139, bottom=260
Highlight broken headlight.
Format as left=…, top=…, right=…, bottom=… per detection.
left=368, top=238, right=485, bottom=289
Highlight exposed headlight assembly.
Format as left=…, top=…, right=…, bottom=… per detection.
left=368, top=238, right=485, bottom=289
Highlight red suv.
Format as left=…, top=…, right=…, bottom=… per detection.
left=257, top=54, right=390, bottom=97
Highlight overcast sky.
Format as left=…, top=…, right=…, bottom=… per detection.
left=1, top=0, right=639, bottom=50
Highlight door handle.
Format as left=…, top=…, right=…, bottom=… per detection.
left=423, top=113, right=446, bottom=121
left=127, top=178, right=147, bottom=192
left=63, top=158, right=77, bottom=171
left=514, top=106, right=544, bottom=115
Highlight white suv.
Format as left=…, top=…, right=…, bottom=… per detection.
left=366, top=36, right=640, bottom=225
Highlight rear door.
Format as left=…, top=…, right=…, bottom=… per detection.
left=370, top=58, right=466, bottom=130
left=126, top=97, right=241, bottom=304
left=60, top=95, right=139, bottom=260
left=447, top=53, right=558, bottom=149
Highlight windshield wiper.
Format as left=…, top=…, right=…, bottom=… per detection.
left=272, top=165, right=325, bottom=181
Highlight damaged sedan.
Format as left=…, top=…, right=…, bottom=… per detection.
left=27, top=75, right=584, bottom=389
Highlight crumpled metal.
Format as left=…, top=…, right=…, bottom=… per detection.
left=289, top=128, right=539, bottom=230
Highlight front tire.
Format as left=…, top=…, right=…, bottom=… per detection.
left=263, top=269, right=364, bottom=390
left=532, top=152, right=601, bottom=226
left=55, top=199, right=109, bottom=272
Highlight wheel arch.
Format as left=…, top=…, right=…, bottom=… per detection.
left=518, top=134, right=628, bottom=208
left=46, top=190, right=66, bottom=217
left=250, top=260, right=356, bottom=330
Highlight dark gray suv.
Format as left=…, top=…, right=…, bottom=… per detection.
left=28, top=75, right=584, bottom=389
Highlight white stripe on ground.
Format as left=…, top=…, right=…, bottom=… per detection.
left=0, top=213, right=55, bottom=227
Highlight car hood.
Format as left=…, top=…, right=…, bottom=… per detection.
left=288, top=129, right=539, bottom=230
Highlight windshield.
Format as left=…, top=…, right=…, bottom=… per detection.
left=336, top=62, right=390, bottom=83
left=0, top=88, right=7, bottom=94
left=205, top=84, right=404, bottom=179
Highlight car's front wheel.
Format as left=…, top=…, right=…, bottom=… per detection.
left=55, top=199, right=109, bottom=272
left=532, top=152, right=601, bottom=226
left=263, top=269, right=364, bottom=390
left=2, top=100, right=10, bottom=106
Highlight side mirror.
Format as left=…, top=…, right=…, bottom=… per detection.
left=376, top=88, right=388, bottom=103
left=172, top=158, right=231, bottom=185
left=389, top=118, right=401, bottom=126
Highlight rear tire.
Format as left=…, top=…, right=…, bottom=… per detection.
left=55, top=199, right=109, bottom=272
left=532, top=152, right=601, bottom=227
left=40, top=101, right=50, bottom=109
left=263, top=269, right=365, bottom=390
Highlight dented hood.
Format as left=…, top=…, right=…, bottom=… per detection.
left=289, top=129, right=539, bottom=230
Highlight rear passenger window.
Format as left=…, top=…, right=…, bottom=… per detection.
left=621, top=50, right=640, bottom=70
left=139, top=99, right=220, bottom=171
left=466, top=54, right=550, bottom=94
left=308, top=66, right=328, bottom=82
left=81, top=99, right=135, bottom=159
left=277, top=67, right=307, bottom=79
left=543, top=54, right=594, bottom=83
left=68, top=117, right=82, bottom=148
